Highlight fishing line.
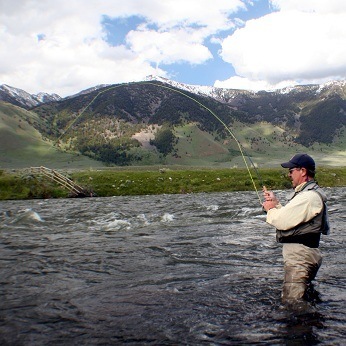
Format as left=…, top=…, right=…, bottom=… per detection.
left=55, top=87, right=116, bottom=145
left=142, top=83, right=263, bottom=204
left=55, top=81, right=263, bottom=204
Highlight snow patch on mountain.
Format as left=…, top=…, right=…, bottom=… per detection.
left=0, top=84, right=61, bottom=108
left=34, top=92, right=61, bottom=103
left=1, top=78, right=345, bottom=110
left=145, top=75, right=257, bottom=103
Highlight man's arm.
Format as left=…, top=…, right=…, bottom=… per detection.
left=265, top=192, right=323, bottom=230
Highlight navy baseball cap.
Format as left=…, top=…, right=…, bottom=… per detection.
left=281, top=153, right=315, bottom=171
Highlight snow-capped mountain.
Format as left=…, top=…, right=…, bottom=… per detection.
left=145, top=75, right=346, bottom=103
left=145, top=75, right=252, bottom=103
left=1, top=77, right=344, bottom=169
left=0, top=84, right=61, bottom=109
left=1, top=78, right=345, bottom=110
left=34, top=91, right=61, bottom=103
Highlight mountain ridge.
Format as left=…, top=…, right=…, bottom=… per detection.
left=0, top=78, right=345, bottom=169
left=0, top=84, right=61, bottom=109
left=1, top=77, right=346, bottom=109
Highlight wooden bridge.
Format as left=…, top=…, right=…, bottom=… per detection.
left=30, top=166, right=93, bottom=197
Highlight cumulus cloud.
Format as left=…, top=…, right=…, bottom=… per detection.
left=216, top=0, right=346, bottom=90
left=1, top=0, right=345, bottom=95
left=126, top=28, right=213, bottom=66
left=0, top=0, right=244, bottom=96
left=270, top=0, right=346, bottom=14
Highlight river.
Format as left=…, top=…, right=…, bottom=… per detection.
left=0, top=187, right=345, bottom=345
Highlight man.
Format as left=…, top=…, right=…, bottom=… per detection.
left=262, top=153, right=329, bottom=304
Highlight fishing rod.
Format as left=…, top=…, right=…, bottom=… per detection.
left=55, top=81, right=264, bottom=204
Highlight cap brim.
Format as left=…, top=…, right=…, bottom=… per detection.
left=281, top=161, right=296, bottom=168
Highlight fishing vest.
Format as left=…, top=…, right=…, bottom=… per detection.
left=276, top=181, right=330, bottom=248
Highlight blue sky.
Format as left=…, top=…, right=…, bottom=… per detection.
left=1, top=0, right=345, bottom=96
left=101, top=1, right=272, bottom=86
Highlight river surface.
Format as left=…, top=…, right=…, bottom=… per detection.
left=0, top=188, right=345, bottom=345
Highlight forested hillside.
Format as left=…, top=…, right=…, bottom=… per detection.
left=1, top=80, right=345, bottom=168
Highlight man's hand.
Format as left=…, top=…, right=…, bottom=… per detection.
left=262, top=186, right=279, bottom=212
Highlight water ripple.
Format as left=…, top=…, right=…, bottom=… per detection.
left=0, top=188, right=345, bottom=345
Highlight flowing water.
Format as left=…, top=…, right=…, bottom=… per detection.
left=0, top=188, right=345, bottom=345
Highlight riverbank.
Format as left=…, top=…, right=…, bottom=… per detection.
left=0, top=166, right=345, bottom=200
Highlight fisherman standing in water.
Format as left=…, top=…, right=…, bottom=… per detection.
left=262, top=154, right=329, bottom=304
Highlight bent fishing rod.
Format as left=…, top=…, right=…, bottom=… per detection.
left=55, top=81, right=265, bottom=204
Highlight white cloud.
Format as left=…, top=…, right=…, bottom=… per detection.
left=270, top=0, right=346, bottom=14
left=2, top=0, right=344, bottom=96
left=126, top=28, right=213, bottom=66
left=0, top=0, right=245, bottom=96
left=217, top=0, right=346, bottom=90
left=214, top=76, right=296, bottom=91
left=121, top=0, right=245, bottom=30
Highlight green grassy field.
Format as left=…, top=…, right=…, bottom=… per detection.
left=1, top=166, right=345, bottom=200
left=0, top=102, right=106, bottom=169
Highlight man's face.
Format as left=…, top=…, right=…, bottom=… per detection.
left=288, top=167, right=307, bottom=188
